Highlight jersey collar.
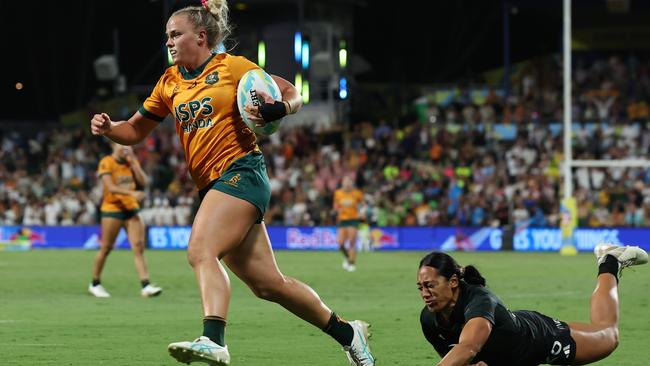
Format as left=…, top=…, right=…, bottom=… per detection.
left=110, top=155, right=128, bottom=165
left=179, top=53, right=216, bottom=80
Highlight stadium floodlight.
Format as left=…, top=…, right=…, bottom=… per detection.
left=301, top=41, right=310, bottom=70
left=258, top=41, right=266, bottom=69
left=302, top=79, right=310, bottom=104
left=294, top=32, right=302, bottom=63
left=339, top=77, right=348, bottom=100
left=339, top=40, right=347, bottom=69
left=294, top=73, right=303, bottom=95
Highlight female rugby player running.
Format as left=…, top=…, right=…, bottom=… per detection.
left=90, top=1, right=374, bottom=365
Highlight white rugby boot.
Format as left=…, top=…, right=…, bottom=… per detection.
left=594, top=243, right=648, bottom=276
left=141, top=284, right=163, bottom=297
left=88, top=284, right=111, bottom=298
left=343, top=320, right=375, bottom=366
left=168, top=336, right=230, bottom=365
left=342, top=260, right=350, bottom=271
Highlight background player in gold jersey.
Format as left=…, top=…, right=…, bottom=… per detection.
left=333, top=175, right=364, bottom=272
left=89, top=1, right=374, bottom=365
left=89, top=142, right=162, bottom=298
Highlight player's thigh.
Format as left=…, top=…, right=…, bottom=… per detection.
left=189, top=189, right=259, bottom=260
left=568, top=325, right=617, bottom=365
left=101, top=216, right=124, bottom=250
left=124, top=214, right=145, bottom=251
left=222, top=222, right=284, bottom=287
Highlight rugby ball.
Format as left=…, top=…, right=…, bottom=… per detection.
left=237, top=69, right=285, bottom=135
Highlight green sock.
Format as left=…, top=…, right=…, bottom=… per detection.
left=322, top=312, right=353, bottom=346
left=203, top=317, right=226, bottom=346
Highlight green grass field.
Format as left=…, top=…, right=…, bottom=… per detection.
left=1, top=250, right=648, bottom=365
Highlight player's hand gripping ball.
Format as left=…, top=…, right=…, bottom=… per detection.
left=237, top=69, right=286, bottom=135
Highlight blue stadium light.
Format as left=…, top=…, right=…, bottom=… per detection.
left=215, top=42, right=226, bottom=54
left=301, top=41, right=310, bottom=70
left=339, top=77, right=348, bottom=99
left=294, top=32, right=302, bottom=63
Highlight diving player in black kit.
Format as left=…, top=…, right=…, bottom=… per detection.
left=418, top=244, right=648, bottom=366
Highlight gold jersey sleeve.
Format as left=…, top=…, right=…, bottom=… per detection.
left=98, top=156, right=139, bottom=212
left=140, top=53, right=262, bottom=189
left=334, top=189, right=363, bottom=221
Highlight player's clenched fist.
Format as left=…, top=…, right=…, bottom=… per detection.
left=90, top=113, right=113, bottom=136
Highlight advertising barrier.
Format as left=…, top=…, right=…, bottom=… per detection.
left=146, top=226, right=502, bottom=251
left=0, top=226, right=131, bottom=250
left=1, top=225, right=649, bottom=252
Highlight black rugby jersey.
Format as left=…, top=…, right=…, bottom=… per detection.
left=420, top=281, right=572, bottom=365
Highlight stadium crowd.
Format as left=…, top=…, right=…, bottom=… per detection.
left=1, top=54, right=650, bottom=228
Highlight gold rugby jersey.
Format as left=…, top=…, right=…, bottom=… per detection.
left=140, top=53, right=260, bottom=189
left=98, top=156, right=140, bottom=212
left=334, top=188, right=363, bottom=221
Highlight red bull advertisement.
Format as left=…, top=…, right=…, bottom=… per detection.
left=3, top=226, right=649, bottom=252
left=275, top=227, right=400, bottom=250
left=265, top=226, right=497, bottom=251
left=0, top=226, right=131, bottom=250
left=367, top=228, right=399, bottom=249
left=145, top=226, right=496, bottom=251
left=0, top=227, right=46, bottom=251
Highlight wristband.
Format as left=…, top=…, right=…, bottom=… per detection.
left=259, top=100, right=288, bottom=122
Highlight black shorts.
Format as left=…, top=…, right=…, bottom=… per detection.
left=515, top=310, right=577, bottom=365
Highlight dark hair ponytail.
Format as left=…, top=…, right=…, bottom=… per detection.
left=419, top=251, right=487, bottom=287
left=462, top=265, right=486, bottom=286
